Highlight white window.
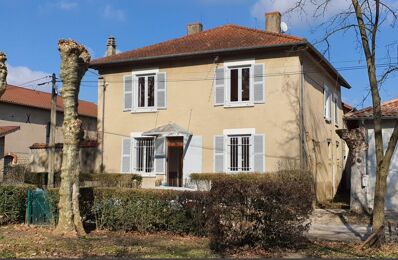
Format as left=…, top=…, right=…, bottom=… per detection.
left=227, top=135, right=251, bottom=172
left=324, top=85, right=332, bottom=122
left=334, top=94, right=339, bottom=126
left=228, top=67, right=251, bottom=103
left=134, top=137, right=155, bottom=173
left=137, top=75, right=155, bottom=108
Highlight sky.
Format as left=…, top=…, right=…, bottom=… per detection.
left=0, top=0, right=397, bottom=110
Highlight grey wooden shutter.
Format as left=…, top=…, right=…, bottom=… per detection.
left=253, top=134, right=265, bottom=173
left=155, top=136, right=166, bottom=173
left=123, top=75, right=133, bottom=111
left=253, top=64, right=265, bottom=103
left=121, top=137, right=131, bottom=173
left=157, top=72, right=167, bottom=109
left=214, top=135, right=224, bottom=172
left=214, top=67, right=225, bottom=106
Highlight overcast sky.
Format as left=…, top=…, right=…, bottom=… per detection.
left=1, top=0, right=397, bottom=109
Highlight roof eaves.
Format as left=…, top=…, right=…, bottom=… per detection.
left=89, top=41, right=307, bottom=69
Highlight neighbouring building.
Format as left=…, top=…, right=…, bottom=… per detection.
left=90, top=12, right=351, bottom=201
left=0, top=84, right=97, bottom=172
left=345, top=98, right=398, bottom=211
left=0, top=126, right=20, bottom=181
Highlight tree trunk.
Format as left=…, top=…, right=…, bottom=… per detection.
left=55, top=39, right=90, bottom=237
left=0, top=52, right=7, bottom=97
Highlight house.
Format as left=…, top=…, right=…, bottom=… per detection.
left=0, top=126, right=20, bottom=181
left=0, top=84, right=97, bottom=172
left=90, top=12, right=350, bottom=201
left=345, top=98, right=398, bottom=211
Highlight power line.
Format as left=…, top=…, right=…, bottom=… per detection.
left=18, top=75, right=51, bottom=87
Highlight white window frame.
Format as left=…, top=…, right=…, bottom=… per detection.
left=224, top=59, right=255, bottom=108
left=324, top=84, right=332, bottom=122
left=132, top=68, right=159, bottom=113
left=333, top=93, right=339, bottom=127
left=130, top=132, right=156, bottom=176
left=223, top=128, right=255, bottom=173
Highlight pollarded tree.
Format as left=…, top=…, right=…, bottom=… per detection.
left=289, top=0, right=398, bottom=245
left=0, top=52, right=7, bottom=97
left=55, top=39, right=90, bottom=236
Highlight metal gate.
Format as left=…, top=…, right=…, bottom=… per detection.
left=25, top=188, right=54, bottom=225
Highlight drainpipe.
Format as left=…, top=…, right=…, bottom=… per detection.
left=99, top=76, right=106, bottom=173
left=299, top=62, right=305, bottom=170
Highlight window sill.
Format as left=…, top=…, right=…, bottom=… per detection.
left=224, top=102, right=254, bottom=108
left=131, top=108, right=158, bottom=113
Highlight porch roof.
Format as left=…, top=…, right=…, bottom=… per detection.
left=142, top=123, right=192, bottom=136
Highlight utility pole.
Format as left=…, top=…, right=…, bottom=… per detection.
left=99, top=76, right=106, bottom=173
left=48, top=73, right=57, bottom=188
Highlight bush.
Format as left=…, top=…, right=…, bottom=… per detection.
left=80, top=173, right=142, bottom=188
left=92, top=188, right=209, bottom=235
left=207, top=171, right=314, bottom=251
left=0, top=185, right=32, bottom=225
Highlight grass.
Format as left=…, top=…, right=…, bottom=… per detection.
left=0, top=225, right=217, bottom=258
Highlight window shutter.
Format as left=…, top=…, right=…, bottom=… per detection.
left=121, top=137, right=131, bottom=173
left=253, top=134, right=265, bottom=173
left=214, top=135, right=224, bottom=172
left=253, top=64, right=265, bottom=103
left=214, top=67, right=225, bottom=106
left=323, top=86, right=331, bottom=121
left=154, top=136, right=166, bottom=173
left=157, top=72, right=167, bottom=109
left=123, top=75, right=133, bottom=111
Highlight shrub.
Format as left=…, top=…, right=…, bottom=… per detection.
left=92, top=188, right=209, bottom=235
left=207, top=170, right=314, bottom=251
left=80, top=173, right=142, bottom=188
left=0, top=185, right=32, bottom=225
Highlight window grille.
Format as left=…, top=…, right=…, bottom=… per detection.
left=228, top=135, right=251, bottom=172
left=135, top=138, right=154, bottom=173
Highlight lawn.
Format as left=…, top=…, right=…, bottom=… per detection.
left=0, top=225, right=217, bottom=258
left=1, top=225, right=398, bottom=258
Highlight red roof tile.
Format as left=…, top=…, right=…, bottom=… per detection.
left=345, top=98, right=398, bottom=120
left=1, top=84, right=97, bottom=118
left=91, top=24, right=305, bottom=66
left=0, top=126, right=20, bottom=137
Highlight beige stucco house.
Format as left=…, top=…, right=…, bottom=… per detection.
left=91, top=12, right=351, bottom=201
left=0, top=84, right=97, bottom=170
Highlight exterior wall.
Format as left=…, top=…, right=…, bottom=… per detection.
left=366, top=119, right=398, bottom=211
left=302, top=54, right=345, bottom=202
left=99, top=53, right=302, bottom=186
left=0, top=102, right=97, bottom=165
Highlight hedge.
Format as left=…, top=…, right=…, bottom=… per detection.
left=0, top=185, right=32, bottom=225
left=207, top=171, right=314, bottom=251
left=0, top=170, right=314, bottom=252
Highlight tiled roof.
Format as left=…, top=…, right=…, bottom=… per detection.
left=342, top=102, right=355, bottom=114
left=90, top=24, right=305, bottom=66
left=0, top=126, right=20, bottom=137
left=345, top=98, right=398, bottom=120
left=1, top=84, right=97, bottom=118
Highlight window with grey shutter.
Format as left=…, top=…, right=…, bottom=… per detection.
left=154, top=136, right=165, bottom=173
left=214, top=67, right=225, bottom=106
left=121, top=137, right=131, bottom=173
left=123, top=75, right=133, bottom=111
left=253, top=134, right=265, bottom=173
left=253, top=64, right=265, bottom=103
left=214, top=135, right=224, bottom=172
left=157, top=72, right=167, bottom=109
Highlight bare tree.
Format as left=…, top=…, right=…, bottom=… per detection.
left=55, top=39, right=90, bottom=236
left=0, top=52, right=7, bottom=97
left=289, top=0, right=397, bottom=245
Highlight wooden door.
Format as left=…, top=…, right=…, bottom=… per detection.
left=167, top=137, right=183, bottom=187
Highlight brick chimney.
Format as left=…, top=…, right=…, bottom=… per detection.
left=265, top=12, right=281, bottom=33
left=187, top=23, right=203, bottom=35
left=106, top=36, right=116, bottom=56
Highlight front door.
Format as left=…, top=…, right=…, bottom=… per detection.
left=167, top=137, right=183, bottom=187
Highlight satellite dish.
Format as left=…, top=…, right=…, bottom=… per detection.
left=280, top=22, right=288, bottom=33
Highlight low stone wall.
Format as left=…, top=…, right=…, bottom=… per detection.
left=29, top=141, right=98, bottom=173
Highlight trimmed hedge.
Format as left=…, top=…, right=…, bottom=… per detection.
left=0, top=185, right=32, bottom=225
left=207, top=171, right=314, bottom=251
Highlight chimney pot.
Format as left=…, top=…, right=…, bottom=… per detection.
left=106, top=36, right=116, bottom=56
left=187, top=23, right=203, bottom=35
left=265, top=12, right=282, bottom=33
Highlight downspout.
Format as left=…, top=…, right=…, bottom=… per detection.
left=99, top=76, right=106, bottom=173
left=299, top=62, right=305, bottom=170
